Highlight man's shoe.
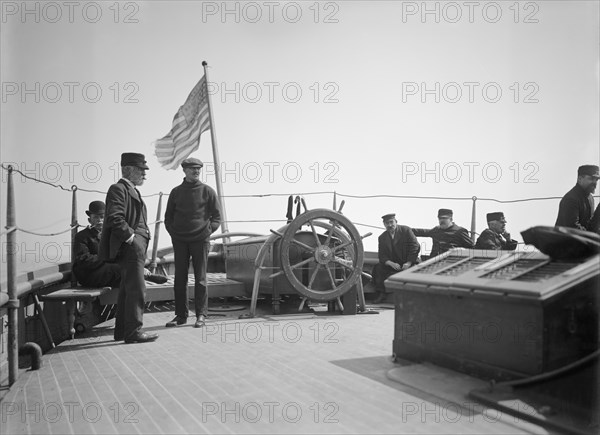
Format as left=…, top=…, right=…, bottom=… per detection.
left=165, top=316, right=187, bottom=327
left=124, top=331, right=159, bottom=343
left=194, top=315, right=206, bottom=328
left=145, top=273, right=168, bottom=284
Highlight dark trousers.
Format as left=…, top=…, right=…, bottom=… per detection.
left=114, top=236, right=148, bottom=340
left=74, top=263, right=121, bottom=288
left=372, top=263, right=398, bottom=294
left=172, top=238, right=209, bottom=318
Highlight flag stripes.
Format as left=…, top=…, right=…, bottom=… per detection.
left=154, top=76, right=211, bottom=170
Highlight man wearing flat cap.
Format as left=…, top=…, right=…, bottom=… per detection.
left=555, top=165, right=599, bottom=231
left=372, top=213, right=420, bottom=304
left=412, top=208, right=474, bottom=259
left=474, top=212, right=518, bottom=250
left=99, top=152, right=158, bottom=343
left=164, top=157, right=222, bottom=328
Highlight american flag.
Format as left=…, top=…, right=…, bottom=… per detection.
left=154, top=76, right=211, bottom=170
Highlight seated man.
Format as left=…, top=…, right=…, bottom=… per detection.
left=372, top=213, right=420, bottom=304
left=73, top=201, right=167, bottom=287
left=412, top=208, right=474, bottom=259
left=474, top=212, right=518, bottom=250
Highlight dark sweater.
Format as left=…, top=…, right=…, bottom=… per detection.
left=164, top=179, right=222, bottom=242
left=555, top=184, right=595, bottom=231
left=412, top=223, right=474, bottom=257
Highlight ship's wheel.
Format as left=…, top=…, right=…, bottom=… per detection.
left=278, top=208, right=364, bottom=301
left=242, top=201, right=371, bottom=318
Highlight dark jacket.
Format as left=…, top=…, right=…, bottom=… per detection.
left=165, top=179, right=222, bottom=242
left=412, top=223, right=474, bottom=257
left=99, top=179, right=149, bottom=261
left=590, top=204, right=600, bottom=234
left=378, top=225, right=420, bottom=265
left=474, top=229, right=517, bottom=250
left=555, top=184, right=595, bottom=231
left=73, top=226, right=103, bottom=272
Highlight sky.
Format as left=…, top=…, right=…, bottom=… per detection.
left=1, top=0, right=599, bottom=276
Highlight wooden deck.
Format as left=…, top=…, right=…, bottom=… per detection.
left=0, top=299, right=549, bottom=435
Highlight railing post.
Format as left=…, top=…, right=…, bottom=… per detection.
left=470, top=196, right=477, bottom=243
left=149, top=192, right=163, bottom=273
left=6, top=165, right=19, bottom=385
left=71, top=186, right=78, bottom=287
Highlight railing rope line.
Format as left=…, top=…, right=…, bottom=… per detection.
left=1, top=226, right=17, bottom=237
left=3, top=164, right=598, bottom=204
left=13, top=225, right=79, bottom=237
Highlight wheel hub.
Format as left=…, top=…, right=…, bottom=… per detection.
left=314, top=245, right=333, bottom=265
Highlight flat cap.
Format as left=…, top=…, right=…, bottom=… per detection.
left=181, top=158, right=204, bottom=169
left=578, top=165, right=600, bottom=178
left=437, top=208, right=453, bottom=218
left=121, top=152, right=149, bottom=170
left=381, top=213, right=396, bottom=221
left=487, top=212, right=506, bottom=222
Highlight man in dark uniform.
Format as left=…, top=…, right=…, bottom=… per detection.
left=164, top=158, right=222, bottom=329
left=73, top=201, right=121, bottom=288
left=475, top=212, right=518, bottom=250
left=412, top=208, right=474, bottom=260
left=99, top=152, right=158, bottom=344
left=74, top=200, right=167, bottom=288
left=372, top=213, right=420, bottom=304
left=590, top=204, right=600, bottom=234
left=555, top=165, right=599, bottom=231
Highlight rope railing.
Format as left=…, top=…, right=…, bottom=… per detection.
left=335, top=192, right=568, bottom=203
left=4, top=162, right=597, bottom=245
left=3, top=163, right=592, bottom=204
left=0, top=226, right=17, bottom=237
left=2, top=220, right=390, bottom=237
left=13, top=224, right=79, bottom=237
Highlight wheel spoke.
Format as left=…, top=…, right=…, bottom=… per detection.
left=325, top=219, right=337, bottom=246
left=306, top=219, right=322, bottom=247
left=308, top=264, right=321, bottom=289
left=289, top=256, right=314, bottom=271
left=291, top=238, right=315, bottom=252
left=325, top=264, right=337, bottom=289
left=332, top=239, right=355, bottom=253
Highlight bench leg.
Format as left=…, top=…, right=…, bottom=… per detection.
left=33, top=293, right=55, bottom=348
left=65, top=300, right=76, bottom=340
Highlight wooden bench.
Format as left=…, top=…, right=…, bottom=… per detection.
left=1, top=264, right=73, bottom=348
left=40, top=286, right=113, bottom=340
left=97, top=273, right=246, bottom=305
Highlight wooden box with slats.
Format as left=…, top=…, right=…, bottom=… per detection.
left=386, top=248, right=599, bottom=381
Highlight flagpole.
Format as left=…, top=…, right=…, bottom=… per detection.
left=202, top=61, right=230, bottom=242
